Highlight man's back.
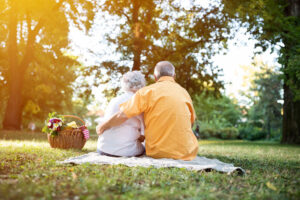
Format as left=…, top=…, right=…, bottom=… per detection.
left=120, top=76, right=198, bottom=160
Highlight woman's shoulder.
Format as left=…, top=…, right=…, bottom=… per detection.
left=110, top=92, right=133, bottom=105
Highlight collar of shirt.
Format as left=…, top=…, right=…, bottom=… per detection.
left=157, top=76, right=175, bottom=83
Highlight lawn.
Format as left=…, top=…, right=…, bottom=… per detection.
left=0, top=131, right=299, bottom=200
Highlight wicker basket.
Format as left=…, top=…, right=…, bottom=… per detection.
left=47, top=115, right=86, bottom=150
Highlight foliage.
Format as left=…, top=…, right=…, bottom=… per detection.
left=286, top=54, right=300, bottom=100
left=252, top=69, right=282, bottom=137
left=69, top=99, right=90, bottom=119
left=0, top=0, right=98, bottom=129
left=221, top=0, right=300, bottom=89
left=239, top=64, right=283, bottom=141
left=199, top=127, right=239, bottom=140
left=21, top=62, right=79, bottom=125
left=87, top=0, right=233, bottom=98
left=221, top=0, right=300, bottom=144
left=194, top=92, right=242, bottom=128
left=193, top=92, right=242, bottom=140
left=238, top=125, right=267, bottom=141
left=42, top=112, right=64, bottom=136
left=0, top=131, right=299, bottom=199
left=68, top=98, right=98, bottom=133
left=220, top=127, right=239, bottom=139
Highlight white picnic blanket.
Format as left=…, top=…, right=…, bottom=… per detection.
left=59, top=152, right=245, bottom=174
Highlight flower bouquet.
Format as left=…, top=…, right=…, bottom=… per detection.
left=42, top=112, right=89, bottom=149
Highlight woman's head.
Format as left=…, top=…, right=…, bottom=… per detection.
left=121, top=71, right=146, bottom=93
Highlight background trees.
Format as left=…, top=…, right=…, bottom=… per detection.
left=94, top=0, right=232, bottom=98
left=0, top=0, right=298, bottom=144
left=0, top=0, right=97, bottom=129
left=193, top=92, right=241, bottom=140
left=251, top=67, right=282, bottom=139
left=194, top=93, right=241, bottom=129
left=239, top=63, right=283, bottom=140
left=221, top=0, right=300, bottom=143
left=193, top=61, right=283, bottom=141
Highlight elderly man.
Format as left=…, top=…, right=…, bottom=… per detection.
left=97, top=61, right=198, bottom=160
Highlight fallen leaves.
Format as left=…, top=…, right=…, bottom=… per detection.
left=72, top=172, right=77, bottom=180
left=266, top=181, right=277, bottom=191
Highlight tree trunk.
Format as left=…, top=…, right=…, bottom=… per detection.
left=2, top=1, right=63, bottom=130
left=2, top=72, right=25, bottom=130
left=282, top=84, right=300, bottom=143
left=2, top=3, right=39, bottom=130
left=132, top=0, right=141, bottom=71
left=281, top=0, right=300, bottom=144
left=266, top=119, right=271, bottom=140
left=2, top=1, right=24, bottom=130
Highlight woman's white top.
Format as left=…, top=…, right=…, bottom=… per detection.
left=97, top=92, right=145, bottom=157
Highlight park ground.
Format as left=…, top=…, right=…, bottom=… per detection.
left=0, top=131, right=299, bottom=200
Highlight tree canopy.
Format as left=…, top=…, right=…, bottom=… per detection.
left=88, top=0, right=232, bottom=98
left=0, top=0, right=98, bottom=129
left=221, top=0, right=300, bottom=144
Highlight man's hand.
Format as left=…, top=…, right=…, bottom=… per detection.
left=138, top=135, right=145, bottom=142
left=96, top=124, right=108, bottom=136
left=96, top=111, right=129, bottom=136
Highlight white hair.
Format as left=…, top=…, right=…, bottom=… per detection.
left=121, top=71, right=146, bottom=92
left=154, top=61, right=175, bottom=79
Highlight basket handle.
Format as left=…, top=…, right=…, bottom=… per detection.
left=63, top=115, right=85, bottom=126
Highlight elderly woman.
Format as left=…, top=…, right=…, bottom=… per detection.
left=97, top=71, right=145, bottom=157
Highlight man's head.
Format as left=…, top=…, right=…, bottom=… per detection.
left=154, top=61, right=175, bottom=81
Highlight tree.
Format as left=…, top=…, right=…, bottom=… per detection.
left=93, top=0, right=232, bottom=98
left=0, top=0, right=97, bottom=130
left=194, top=93, right=242, bottom=129
left=193, top=92, right=241, bottom=139
left=221, top=0, right=300, bottom=144
left=251, top=65, right=283, bottom=139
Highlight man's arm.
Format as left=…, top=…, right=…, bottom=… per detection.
left=96, top=111, right=128, bottom=135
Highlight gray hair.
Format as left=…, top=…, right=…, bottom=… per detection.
left=121, top=71, right=146, bottom=92
left=154, top=61, right=175, bottom=79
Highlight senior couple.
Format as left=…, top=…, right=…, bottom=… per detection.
left=96, top=61, right=198, bottom=161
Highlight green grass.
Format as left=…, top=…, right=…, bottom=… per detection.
left=0, top=131, right=299, bottom=200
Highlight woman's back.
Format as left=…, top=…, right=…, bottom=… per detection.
left=97, top=92, right=144, bottom=157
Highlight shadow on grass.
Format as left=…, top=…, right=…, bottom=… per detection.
left=0, top=131, right=47, bottom=141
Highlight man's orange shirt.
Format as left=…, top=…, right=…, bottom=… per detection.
left=120, top=76, right=198, bottom=160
